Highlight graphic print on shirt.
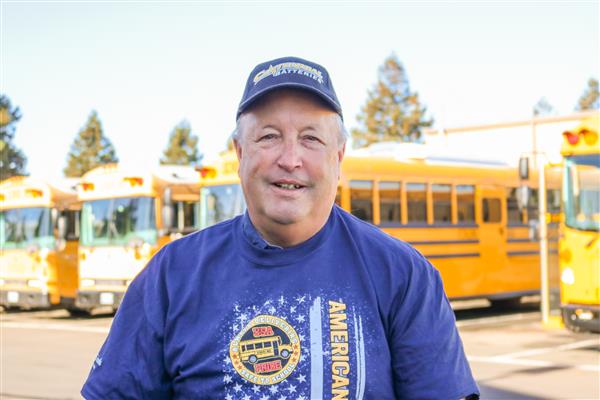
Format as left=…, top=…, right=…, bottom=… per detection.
left=223, top=294, right=367, bottom=400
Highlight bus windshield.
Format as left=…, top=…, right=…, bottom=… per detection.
left=564, top=155, right=600, bottom=232
left=200, top=184, right=245, bottom=229
left=81, top=196, right=157, bottom=246
left=0, top=207, right=54, bottom=249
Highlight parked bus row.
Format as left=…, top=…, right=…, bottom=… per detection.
left=0, top=165, right=200, bottom=315
left=199, top=146, right=562, bottom=304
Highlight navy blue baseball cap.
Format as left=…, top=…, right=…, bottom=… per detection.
left=236, top=56, right=343, bottom=120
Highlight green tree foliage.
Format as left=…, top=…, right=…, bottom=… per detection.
left=576, top=78, right=599, bottom=111
left=160, top=120, right=202, bottom=165
left=0, top=95, right=27, bottom=180
left=352, top=53, right=433, bottom=148
left=63, top=110, right=118, bottom=177
left=533, top=97, right=555, bottom=116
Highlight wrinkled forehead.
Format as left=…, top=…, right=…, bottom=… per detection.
left=239, top=87, right=338, bottom=120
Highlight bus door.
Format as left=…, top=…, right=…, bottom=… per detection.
left=478, top=186, right=509, bottom=296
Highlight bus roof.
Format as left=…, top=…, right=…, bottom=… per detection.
left=561, top=112, right=600, bottom=157
left=0, top=176, right=79, bottom=210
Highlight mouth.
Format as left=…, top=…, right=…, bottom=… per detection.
left=272, top=181, right=306, bottom=190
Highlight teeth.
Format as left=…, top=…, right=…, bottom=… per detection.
left=277, top=183, right=301, bottom=190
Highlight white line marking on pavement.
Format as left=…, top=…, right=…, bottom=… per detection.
left=492, top=338, right=600, bottom=359
left=2, top=321, right=109, bottom=334
left=467, top=355, right=599, bottom=372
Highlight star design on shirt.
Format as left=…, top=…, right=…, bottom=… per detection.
left=278, top=296, right=285, bottom=306
left=234, top=383, right=242, bottom=392
left=238, top=313, right=248, bottom=324
left=297, top=374, right=306, bottom=383
left=299, top=353, right=306, bottom=362
left=269, top=385, right=279, bottom=394
left=234, top=303, right=241, bottom=312
left=225, top=394, right=233, bottom=400
left=298, top=333, right=305, bottom=342
left=264, top=299, right=272, bottom=306
left=278, top=395, right=287, bottom=400
left=243, top=395, right=251, bottom=400
left=252, top=385, right=261, bottom=393
left=290, top=305, right=296, bottom=313
left=296, top=295, right=306, bottom=304
left=268, top=306, right=277, bottom=314
left=297, top=396, right=306, bottom=400
left=295, top=315, right=305, bottom=323
left=223, top=374, right=233, bottom=384
left=223, top=356, right=232, bottom=365
left=286, top=384, right=297, bottom=393
left=260, top=395, right=270, bottom=400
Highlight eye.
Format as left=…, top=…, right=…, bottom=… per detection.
left=257, top=133, right=279, bottom=142
left=303, top=135, right=324, bottom=144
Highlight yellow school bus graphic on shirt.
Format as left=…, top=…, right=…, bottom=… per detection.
left=230, top=315, right=301, bottom=385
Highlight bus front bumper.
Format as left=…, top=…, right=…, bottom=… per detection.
left=0, top=290, right=50, bottom=309
left=562, top=304, right=600, bottom=333
left=75, top=290, right=125, bottom=310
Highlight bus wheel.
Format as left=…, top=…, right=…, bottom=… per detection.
left=562, top=309, right=582, bottom=333
left=280, top=349, right=290, bottom=359
left=67, top=308, right=91, bottom=317
left=249, top=355, right=258, bottom=364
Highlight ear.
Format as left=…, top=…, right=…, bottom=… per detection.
left=338, top=142, right=346, bottom=163
left=234, top=138, right=243, bottom=161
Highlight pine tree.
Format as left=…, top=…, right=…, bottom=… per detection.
left=63, top=110, right=118, bottom=177
left=160, top=120, right=202, bottom=165
left=576, top=78, right=599, bottom=111
left=0, top=95, right=27, bottom=180
left=351, top=53, right=433, bottom=148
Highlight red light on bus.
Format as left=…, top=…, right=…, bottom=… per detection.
left=25, top=189, right=43, bottom=198
left=563, top=131, right=579, bottom=145
left=81, top=182, right=95, bottom=191
left=198, top=167, right=216, bottom=179
left=123, top=177, right=143, bottom=187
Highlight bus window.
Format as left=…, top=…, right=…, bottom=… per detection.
left=483, top=198, right=501, bottom=223
left=506, top=188, right=523, bottom=224
left=527, top=189, right=539, bottom=221
left=350, top=180, right=373, bottom=223
left=547, top=189, right=561, bottom=214
left=62, top=210, right=80, bottom=241
left=457, top=185, right=475, bottom=223
left=379, top=181, right=401, bottom=225
left=432, top=184, right=451, bottom=223
left=170, top=201, right=198, bottom=234
left=407, top=183, right=427, bottom=224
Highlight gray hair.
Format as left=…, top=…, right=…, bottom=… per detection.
left=231, top=114, right=348, bottom=149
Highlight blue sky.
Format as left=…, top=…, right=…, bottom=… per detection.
left=2, top=1, right=598, bottom=181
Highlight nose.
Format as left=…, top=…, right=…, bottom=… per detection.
left=277, top=139, right=302, bottom=172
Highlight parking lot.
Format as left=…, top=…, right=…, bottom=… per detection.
left=1, top=303, right=598, bottom=400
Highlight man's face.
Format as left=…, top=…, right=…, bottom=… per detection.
left=235, top=89, right=345, bottom=237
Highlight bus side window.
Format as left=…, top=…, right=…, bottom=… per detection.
left=483, top=198, right=502, bottom=223
left=547, top=189, right=561, bottom=214
left=432, top=184, right=452, bottom=223
left=506, top=188, right=523, bottom=224
left=379, top=181, right=401, bottom=226
left=63, top=210, right=80, bottom=241
left=527, top=189, right=539, bottom=222
left=406, top=183, right=427, bottom=224
left=350, top=180, right=373, bottom=223
left=457, top=185, right=475, bottom=223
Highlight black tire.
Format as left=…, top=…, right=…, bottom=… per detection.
left=67, top=308, right=91, bottom=317
left=562, top=309, right=582, bottom=333
left=280, top=349, right=290, bottom=359
left=249, top=355, right=258, bottom=364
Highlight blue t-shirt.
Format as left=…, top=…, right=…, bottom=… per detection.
left=82, top=206, right=479, bottom=399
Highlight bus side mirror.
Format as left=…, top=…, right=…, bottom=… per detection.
left=519, top=157, right=530, bottom=180
left=161, top=188, right=173, bottom=235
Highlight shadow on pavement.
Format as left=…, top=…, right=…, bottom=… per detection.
left=479, top=383, right=544, bottom=399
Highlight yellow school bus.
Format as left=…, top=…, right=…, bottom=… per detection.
left=199, top=147, right=560, bottom=303
left=74, top=164, right=200, bottom=313
left=0, top=176, right=80, bottom=310
left=559, top=114, right=600, bottom=332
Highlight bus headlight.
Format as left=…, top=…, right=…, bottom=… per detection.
left=27, top=279, right=43, bottom=288
left=81, top=279, right=96, bottom=287
left=39, top=248, right=49, bottom=260
left=561, top=268, right=575, bottom=285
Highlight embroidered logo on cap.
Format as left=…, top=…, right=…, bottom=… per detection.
left=253, top=62, right=324, bottom=85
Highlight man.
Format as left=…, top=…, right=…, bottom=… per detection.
left=82, top=56, right=479, bottom=399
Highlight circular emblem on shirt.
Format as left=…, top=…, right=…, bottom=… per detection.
left=229, top=314, right=301, bottom=385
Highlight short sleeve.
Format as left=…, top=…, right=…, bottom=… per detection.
left=81, top=253, right=171, bottom=399
left=389, top=250, right=479, bottom=400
